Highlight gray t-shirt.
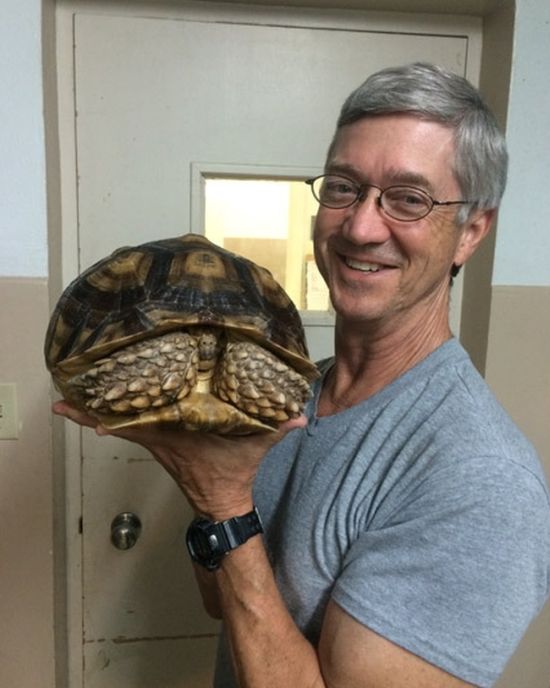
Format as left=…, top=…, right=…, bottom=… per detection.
left=214, top=339, right=550, bottom=687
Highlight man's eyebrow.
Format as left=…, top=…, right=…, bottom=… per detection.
left=325, top=162, right=435, bottom=194
left=324, top=162, right=362, bottom=178
left=385, top=168, right=435, bottom=193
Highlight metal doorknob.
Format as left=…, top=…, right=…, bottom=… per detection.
left=111, top=512, right=142, bottom=550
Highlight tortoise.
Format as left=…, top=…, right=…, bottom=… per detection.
left=45, top=234, right=319, bottom=435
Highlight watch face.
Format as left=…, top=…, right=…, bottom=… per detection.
left=186, top=521, right=224, bottom=571
left=192, top=531, right=218, bottom=558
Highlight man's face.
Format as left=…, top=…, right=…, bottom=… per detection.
left=313, top=114, right=474, bottom=333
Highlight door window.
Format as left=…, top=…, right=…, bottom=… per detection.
left=204, top=177, right=330, bottom=312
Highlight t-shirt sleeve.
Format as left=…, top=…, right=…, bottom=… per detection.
left=330, top=457, right=550, bottom=687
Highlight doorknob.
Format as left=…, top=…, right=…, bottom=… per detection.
left=111, top=512, right=142, bottom=550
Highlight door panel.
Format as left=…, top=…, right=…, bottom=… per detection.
left=74, top=13, right=467, bottom=264
left=84, top=636, right=218, bottom=688
left=66, top=6, right=472, bottom=686
left=82, top=437, right=219, bottom=685
left=82, top=441, right=208, bottom=640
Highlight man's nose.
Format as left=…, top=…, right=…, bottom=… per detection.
left=342, top=188, right=392, bottom=244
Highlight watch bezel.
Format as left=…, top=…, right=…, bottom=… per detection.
left=185, top=507, right=263, bottom=571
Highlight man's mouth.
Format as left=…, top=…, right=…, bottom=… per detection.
left=344, top=257, right=385, bottom=273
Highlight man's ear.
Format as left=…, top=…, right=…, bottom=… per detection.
left=453, top=208, right=496, bottom=269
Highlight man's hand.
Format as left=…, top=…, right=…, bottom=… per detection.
left=52, top=400, right=306, bottom=519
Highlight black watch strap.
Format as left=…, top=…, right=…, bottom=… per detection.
left=186, top=506, right=263, bottom=571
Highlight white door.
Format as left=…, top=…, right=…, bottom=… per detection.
left=56, top=3, right=479, bottom=686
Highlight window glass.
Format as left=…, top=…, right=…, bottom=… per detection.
left=204, top=178, right=330, bottom=312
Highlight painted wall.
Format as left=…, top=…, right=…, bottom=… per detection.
left=0, top=2, right=57, bottom=688
left=0, top=1, right=549, bottom=687
left=484, top=4, right=550, bottom=683
left=484, top=0, right=550, bottom=479
left=4, top=1, right=550, bottom=326
left=493, top=0, right=550, bottom=287
left=3, top=6, right=549, bottom=321
left=2, top=0, right=548, bottom=306
left=0, top=1, right=48, bottom=277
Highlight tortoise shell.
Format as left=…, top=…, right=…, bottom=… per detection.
left=45, top=234, right=319, bottom=434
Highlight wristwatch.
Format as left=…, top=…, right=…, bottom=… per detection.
left=185, top=506, right=264, bottom=571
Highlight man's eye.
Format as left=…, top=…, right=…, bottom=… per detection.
left=406, top=195, right=425, bottom=205
left=325, top=181, right=355, bottom=195
left=386, top=188, right=429, bottom=206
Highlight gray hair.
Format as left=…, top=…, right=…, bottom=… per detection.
left=331, top=62, right=508, bottom=225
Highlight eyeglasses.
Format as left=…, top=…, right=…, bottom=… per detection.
left=305, top=174, right=472, bottom=222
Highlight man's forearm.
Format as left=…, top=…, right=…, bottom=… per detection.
left=192, top=563, right=223, bottom=619
left=214, top=535, right=326, bottom=688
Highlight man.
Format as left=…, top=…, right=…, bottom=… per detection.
left=55, top=63, right=550, bottom=687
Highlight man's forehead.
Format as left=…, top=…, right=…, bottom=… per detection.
left=326, top=116, right=457, bottom=192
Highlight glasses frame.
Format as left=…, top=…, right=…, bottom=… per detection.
left=305, top=174, right=472, bottom=222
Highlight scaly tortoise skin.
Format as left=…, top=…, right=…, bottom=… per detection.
left=45, top=234, right=319, bottom=434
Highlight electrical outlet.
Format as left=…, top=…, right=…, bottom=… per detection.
left=0, top=384, right=18, bottom=439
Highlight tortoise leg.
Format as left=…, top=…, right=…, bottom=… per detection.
left=66, top=332, right=199, bottom=416
left=214, top=341, right=312, bottom=423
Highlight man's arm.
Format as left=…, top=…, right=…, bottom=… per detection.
left=192, top=564, right=222, bottom=619
left=208, top=530, right=476, bottom=688
left=320, top=602, right=477, bottom=688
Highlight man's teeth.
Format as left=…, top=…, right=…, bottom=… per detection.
left=345, top=258, right=381, bottom=272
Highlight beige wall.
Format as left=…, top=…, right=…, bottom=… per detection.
left=463, top=7, right=550, bottom=679
left=478, top=2, right=550, bottom=679
left=0, top=278, right=56, bottom=687
left=487, top=286, right=550, bottom=687
left=3, top=267, right=548, bottom=686
left=486, top=287, right=550, bottom=478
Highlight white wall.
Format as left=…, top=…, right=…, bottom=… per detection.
left=0, top=0, right=48, bottom=278
left=493, top=0, right=550, bottom=287
left=3, top=0, right=548, bottom=285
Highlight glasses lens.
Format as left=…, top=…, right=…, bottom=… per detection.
left=313, top=175, right=358, bottom=208
left=381, top=186, right=432, bottom=220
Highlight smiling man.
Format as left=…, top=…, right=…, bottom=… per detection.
left=54, top=63, right=550, bottom=688
left=309, top=109, right=494, bottom=407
